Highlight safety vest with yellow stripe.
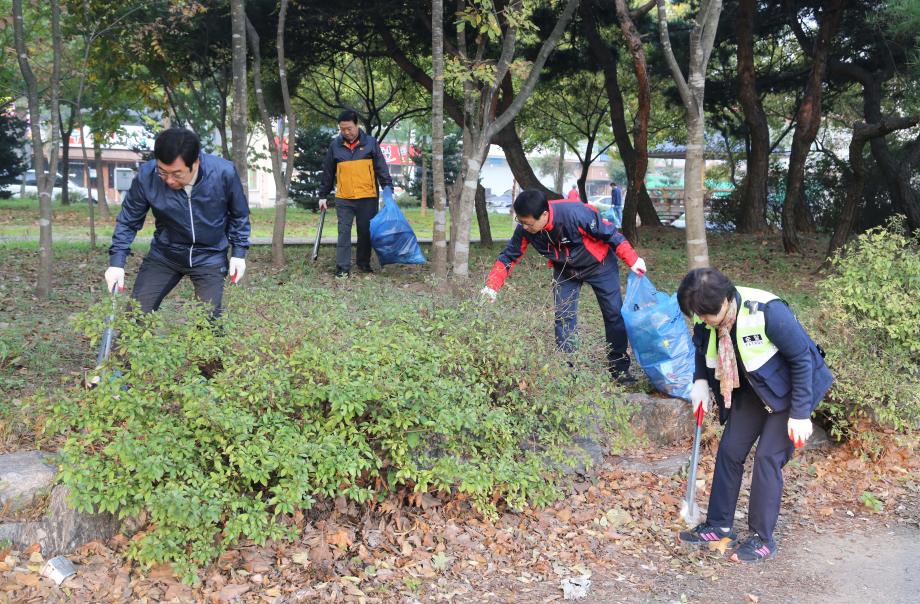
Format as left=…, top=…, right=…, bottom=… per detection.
left=697, top=286, right=780, bottom=374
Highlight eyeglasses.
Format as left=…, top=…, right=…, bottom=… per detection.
left=156, top=168, right=189, bottom=180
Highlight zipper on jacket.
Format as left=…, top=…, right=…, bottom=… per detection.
left=187, top=190, right=196, bottom=267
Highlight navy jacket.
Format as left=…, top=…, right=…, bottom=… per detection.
left=110, top=153, right=251, bottom=269
left=693, top=295, right=833, bottom=422
left=485, top=199, right=638, bottom=290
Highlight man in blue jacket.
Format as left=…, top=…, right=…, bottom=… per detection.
left=676, top=267, right=833, bottom=563
left=480, top=189, right=647, bottom=382
left=104, top=128, right=251, bottom=316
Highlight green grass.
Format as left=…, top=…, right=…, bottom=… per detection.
left=0, top=196, right=518, bottom=241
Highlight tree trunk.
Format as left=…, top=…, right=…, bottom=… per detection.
left=684, top=116, right=710, bottom=268
left=247, top=0, right=296, bottom=268
left=735, top=0, right=770, bottom=233
left=825, top=115, right=920, bottom=261
left=14, top=0, right=62, bottom=297
left=782, top=0, right=842, bottom=254
left=475, top=183, right=492, bottom=246
left=452, top=151, right=485, bottom=277
left=656, top=0, right=722, bottom=269
left=614, top=0, right=653, bottom=242
left=431, top=0, right=448, bottom=277
left=59, top=108, right=75, bottom=206
left=553, top=140, right=566, bottom=193
left=420, top=152, right=427, bottom=215
left=583, top=0, right=660, bottom=241
left=230, top=0, right=249, bottom=197
left=93, top=137, right=106, bottom=228
left=87, top=143, right=95, bottom=249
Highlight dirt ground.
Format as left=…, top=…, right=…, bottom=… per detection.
left=2, top=435, right=918, bottom=604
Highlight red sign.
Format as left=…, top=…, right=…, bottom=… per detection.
left=379, top=143, right=415, bottom=165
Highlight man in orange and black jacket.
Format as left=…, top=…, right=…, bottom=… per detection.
left=318, top=110, right=393, bottom=277
left=480, top=189, right=647, bottom=382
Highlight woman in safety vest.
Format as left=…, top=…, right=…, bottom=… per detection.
left=675, top=267, right=832, bottom=562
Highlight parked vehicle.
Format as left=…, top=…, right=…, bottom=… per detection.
left=0, top=170, right=96, bottom=202
left=486, top=189, right=514, bottom=212
left=669, top=212, right=734, bottom=231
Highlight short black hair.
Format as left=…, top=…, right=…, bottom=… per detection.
left=677, top=267, right=737, bottom=317
left=154, top=128, right=200, bottom=168
left=610, top=181, right=618, bottom=186
left=338, top=109, right=359, bottom=125
left=513, top=189, right=548, bottom=219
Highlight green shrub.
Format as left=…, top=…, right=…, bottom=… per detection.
left=817, top=216, right=920, bottom=439
left=51, top=279, right=631, bottom=582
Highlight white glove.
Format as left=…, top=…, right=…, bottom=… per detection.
left=229, top=257, right=246, bottom=283
left=690, top=378, right=710, bottom=415
left=787, top=417, right=813, bottom=449
left=480, top=286, right=497, bottom=303
left=104, top=266, right=125, bottom=293
left=630, top=257, right=647, bottom=276
left=318, top=198, right=328, bottom=211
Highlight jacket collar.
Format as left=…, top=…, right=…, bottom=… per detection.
left=339, top=129, right=367, bottom=148
left=544, top=199, right=563, bottom=231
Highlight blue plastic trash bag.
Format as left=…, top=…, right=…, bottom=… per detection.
left=370, top=188, right=427, bottom=265
left=621, top=272, right=694, bottom=401
left=602, top=205, right=622, bottom=229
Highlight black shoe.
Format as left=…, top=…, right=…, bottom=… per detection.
left=730, top=534, right=776, bottom=563
left=356, top=264, right=374, bottom=273
left=612, top=371, right=638, bottom=385
left=334, top=268, right=350, bottom=278
left=678, top=522, right=738, bottom=548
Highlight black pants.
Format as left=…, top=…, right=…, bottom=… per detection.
left=706, top=388, right=794, bottom=543
left=132, top=255, right=227, bottom=317
left=335, top=197, right=378, bottom=272
left=552, top=260, right=629, bottom=374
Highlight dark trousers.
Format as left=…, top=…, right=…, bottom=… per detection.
left=552, top=260, right=629, bottom=374
left=335, top=197, right=378, bottom=272
left=706, top=388, right=794, bottom=542
left=132, top=255, right=227, bottom=317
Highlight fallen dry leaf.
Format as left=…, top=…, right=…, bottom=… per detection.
left=818, top=507, right=834, bottom=517
left=14, top=572, right=41, bottom=587
left=746, top=594, right=760, bottom=603
left=213, top=582, right=251, bottom=603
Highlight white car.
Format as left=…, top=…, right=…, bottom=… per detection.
left=1, top=170, right=96, bottom=202
left=670, top=212, right=733, bottom=231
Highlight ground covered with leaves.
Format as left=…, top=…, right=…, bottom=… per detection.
left=1, top=223, right=918, bottom=602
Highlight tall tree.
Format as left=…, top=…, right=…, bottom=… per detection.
left=581, top=0, right=661, bottom=242
left=450, top=0, right=579, bottom=278
left=656, top=0, right=723, bottom=269
left=523, top=72, right=612, bottom=202
left=825, top=115, right=919, bottom=262
left=230, top=0, right=249, bottom=196
left=374, top=11, right=557, bottom=198
left=613, top=0, right=654, bottom=240
left=734, top=0, right=770, bottom=233
left=782, top=0, right=844, bottom=254
left=431, top=0, right=448, bottom=277
left=247, top=0, right=296, bottom=267
left=13, top=0, right=62, bottom=297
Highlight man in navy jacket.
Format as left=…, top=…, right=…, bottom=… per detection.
left=480, top=189, right=647, bottom=381
left=104, top=128, right=251, bottom=316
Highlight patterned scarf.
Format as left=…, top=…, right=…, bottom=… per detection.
left=714, top=298, right=740, bottom=408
